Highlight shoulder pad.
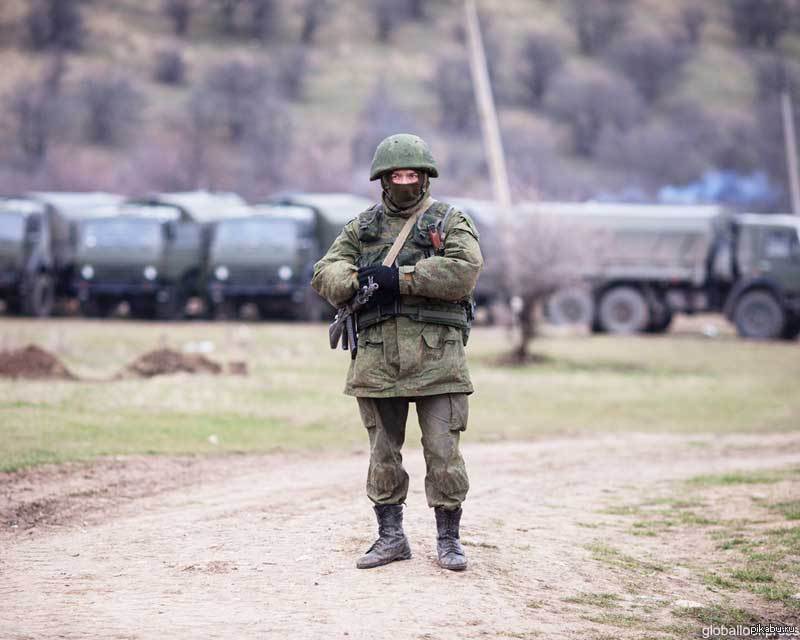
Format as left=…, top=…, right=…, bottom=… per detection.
left=447, top=209, right=480, bottom=241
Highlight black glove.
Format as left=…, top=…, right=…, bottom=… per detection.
left=358, top=265, right=399, bottom=307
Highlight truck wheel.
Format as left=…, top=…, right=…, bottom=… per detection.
left=80, top=297, right=114, bottom=318
left=295, top=288, right=327, bottom=323
left=782, top=317, right=800, bottom=340
left=23, top=274, right=55, bottom=317
left=546, top=287, right=594, bottom=326
left=646, top=310, right=674, bottom=334
left=733, top=290, right=786, bottom=340
left=598, top=286, right=650, bottom=334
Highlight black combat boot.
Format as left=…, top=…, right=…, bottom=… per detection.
left=435, top=506, right=467, bottom=571
left=356, top=504, right=412, bottom=569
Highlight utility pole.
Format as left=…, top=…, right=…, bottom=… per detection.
left=463, top=0, right=512, bottom=209
left=781, top=89, right=800, bottom=215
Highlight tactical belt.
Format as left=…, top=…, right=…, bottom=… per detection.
left=357, top=300, right=470, bottom=331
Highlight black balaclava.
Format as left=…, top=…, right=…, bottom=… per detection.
left=381, top=171, right=429, bottom=212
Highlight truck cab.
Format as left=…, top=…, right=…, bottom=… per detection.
left=725, top=214, right=800, bottom=339
left=0, top=197, right=56, bottom=316
left=205, top=205, right=320, bottom=320
left=72, top=203, right=201, bottom=319
left=266, top=193, right=373, bottom=320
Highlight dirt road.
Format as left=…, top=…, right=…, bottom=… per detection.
left=2, top=432, right=800, bottom=639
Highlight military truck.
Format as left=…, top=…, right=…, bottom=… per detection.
left=444, top=197, right=509, bottom=320
left=24, top=192, right=126, bottom=311
left=204, top=204, right=326, bottom=320
left=532, top=202, right=800, bottom=339
left=0, top=197, right=61, bottom=316
left=73, top=191, right=250, bottom=319
left=71, top=202, right=202, bottom=319
left=265, top=193, right=373, bottom=319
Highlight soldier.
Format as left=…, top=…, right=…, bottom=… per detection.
left=311, top=134, right=483, bottom=571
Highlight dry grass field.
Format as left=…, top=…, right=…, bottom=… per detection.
left=1, top=315, right=798, bottom=471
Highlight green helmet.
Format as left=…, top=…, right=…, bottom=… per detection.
left=369, top=133, right=439, bottom=181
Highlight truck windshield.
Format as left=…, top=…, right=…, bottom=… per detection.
left=0, top=213, right=25, bottom=242
left=81, top=219, right=162, bottom=249
left=214, top=219, right=298, bottom=250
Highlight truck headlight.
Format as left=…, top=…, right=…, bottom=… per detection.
left=81, top=265, right=94, bottom=280
left=215, top=265, right=229, bottom=281
left=278, top=265, right=293, bottom=281
left=143, top=265, right=158, bottom=281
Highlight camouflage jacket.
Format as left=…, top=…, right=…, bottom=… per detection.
left=311, top=198, right=483, bottom=398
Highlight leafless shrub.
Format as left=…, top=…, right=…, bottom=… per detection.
left=594, top=120, right=709, bottom=189
left=372, top=0, right=408, bottom=43
left=432, top=56, right=477, bottom=133
left=568, top=0, right=630, bottom=56
left=154, top=49, right=188, bottom=85
left=250, top=0, right=278, bottom=40
left=25, top=0, right=85, bottom=52
left=240, top=99, right=292, bottom=193
left=163, top=0, right=192, bottom=36
left=545, top=67, right=642, bottom=156
left=351, top=81, right=414, bottom=166
left=197, top=61, right=273, bottom=143
left=729, top=0, right=795, bottom=48
left=508, top=211, right=590, bottom=360
left=3, top=56, right=66, bottom=169
left=274, top=47, right=308, bottom=101
left=607, top=29, right=690, bottom=103
left=519, top=31, right=564, bottom=107
left=300, top=0, right=326, bottom=44
left=681, top=6, right=707, bottom=45
left=77, top=73, right=145, bottom=146
left=213, top=0, right=244, bottom=35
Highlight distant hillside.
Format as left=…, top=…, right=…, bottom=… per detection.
left=0, top=0, right=799, bottom=211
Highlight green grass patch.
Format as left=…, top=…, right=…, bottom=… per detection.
left=686, top=469, right=798, bottom=487
left=703, top=573, right=738, bottom=589
left=563, top=592, right=620, bottom=608
left=585, top=542, right=665, bottom=574
left=2, top=320, right=800, bottom=469
left=673, top=603, right=763, bottom=627
left=730, top=565, right=775, bottom=584
left=770, top=500, right=800, bottom=521
left=579, top=612, right=644, bottom=628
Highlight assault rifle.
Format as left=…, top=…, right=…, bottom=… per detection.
left=328, top=276, right=379, bottom=359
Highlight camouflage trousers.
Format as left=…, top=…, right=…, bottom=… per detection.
left=356, top=393, right=470, bottom=510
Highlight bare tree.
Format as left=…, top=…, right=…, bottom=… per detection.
left=729, top=0, right=794, bottom=48
left=519, top=31, right=564, bottom=107
left=5, top=55, right=66, bottom=168
left=594, top=120, right=709, bottom=190
left=373, top=0, right=407, bottom=43
left=26, top=0, right=86, bottom=52
left=507, top=211, right=589, bottom=361
left=300, top=0, right=326, bottom=44
left=77, top=73, right=145, bottom=146
left=163, top=0, right=192, bottom=36
left=154, top=49, right=188, bottom=85
left=351, top=81, right=413, bottom=165
left=274, top=47, right=308, bottom=101
left=568, top=0, right=630, bottom=56
left=250, top=0, right=278, bottom=40
left=432, top=56, right=477, bottom=133
left=213, top=0, right=244, bottom=35
left=197, top=61, right=272, bottom=143
left=681, top=6, right=707, bottom=45
left=545, top=67, right=642, bottom=156
left=608, top=30, right=689, bottom=103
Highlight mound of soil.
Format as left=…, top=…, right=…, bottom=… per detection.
left=124, top=348, right=223, bottom=378
left=0, top=345, right=77, bottom=380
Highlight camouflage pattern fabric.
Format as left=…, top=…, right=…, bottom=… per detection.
left=358, top=394, right=469, bottom=510
left=311, top=197, right=483, bottom=398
